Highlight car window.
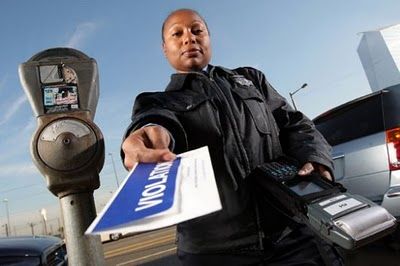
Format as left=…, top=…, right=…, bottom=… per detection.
left=314, top=94, right=384, bottom=146
left=0, top=256, right=41, bottom=266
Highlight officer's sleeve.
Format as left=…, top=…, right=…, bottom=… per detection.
left=250, top=68, right=334, bottom=174
left=120, top=92, right=188, bottom=164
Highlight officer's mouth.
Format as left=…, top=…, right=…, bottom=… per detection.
left=182, top=48, right=202, bottom=57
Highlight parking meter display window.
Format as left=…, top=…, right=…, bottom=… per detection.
left=39, top=65, right=63, bottom=84
left=42, top=86, right=79, bottom=113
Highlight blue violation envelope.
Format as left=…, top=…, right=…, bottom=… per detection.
left=92, top=158, right=181, bottom=232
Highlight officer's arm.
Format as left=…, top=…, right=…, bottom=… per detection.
left=121, top=93, right=187, bottom=170
left=249, top=68, right=334, bottom=179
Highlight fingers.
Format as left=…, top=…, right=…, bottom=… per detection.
left=122, top=126, right=176, bottom=170
left=143, top=126, right=171, bottom=149
left=298, top=162, right=333, bottom=181
left=317, top=165, right=333, bottom=181
left=298, top=162, right=314, bottom=175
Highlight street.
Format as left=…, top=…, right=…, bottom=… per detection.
left=103, top=226, right=178, bottom=266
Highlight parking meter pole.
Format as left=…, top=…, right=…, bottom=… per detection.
left=61, top=192, right=105, bottom=266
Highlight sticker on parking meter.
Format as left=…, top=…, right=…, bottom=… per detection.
left=86, top=146, right=221, bottom=236
left=42, top=85, right=79, bottom=113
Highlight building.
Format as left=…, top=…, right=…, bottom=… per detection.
left=358, top=23, right=400, bottom=92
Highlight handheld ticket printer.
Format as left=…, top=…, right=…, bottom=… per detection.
left=251, top=157, right=397, bottom=250
left=19, top=48, right=104, bottom=197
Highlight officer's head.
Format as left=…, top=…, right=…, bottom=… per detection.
left=162, top=9, right=212, bottom=73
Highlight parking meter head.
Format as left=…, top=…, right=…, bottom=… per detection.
left=18, top=48, right=104, bottom=197
left=19, top=47, right=99, bottom=120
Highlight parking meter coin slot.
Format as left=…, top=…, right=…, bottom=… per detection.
left=40, top=119, right=91, bottom=141
left=37, top=119, right=97, bottom=171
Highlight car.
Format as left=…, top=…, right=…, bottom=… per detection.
left=313, top=84, right=400, bottom=220
left=0, top=235, right=67, bottom=266
left=100, top=232, right=123, bottom=242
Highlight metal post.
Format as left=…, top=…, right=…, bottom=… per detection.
left=108, top=153, right=120, bottom=188
left=60, top=191, right=105, bottom=266
left=3, top=199, right=10, bottom=237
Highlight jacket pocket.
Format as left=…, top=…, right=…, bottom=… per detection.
left=161, top=93, right=211, bottom=112
left=232, top=86, right=270, bottom=134
left=159, top=92, right=222, bottom=143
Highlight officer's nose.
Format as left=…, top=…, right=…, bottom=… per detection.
left=184, top=32, right=196, bottom=45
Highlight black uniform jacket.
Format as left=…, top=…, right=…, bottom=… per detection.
left=123, top=65, right=333, bottom=253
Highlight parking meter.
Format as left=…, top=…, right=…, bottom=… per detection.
left=19, top=48, right=106, bottom=265
left=19, top=47, right=104, bottom=197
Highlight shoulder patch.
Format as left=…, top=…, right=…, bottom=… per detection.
left=232, top=75, right=254, bottom=87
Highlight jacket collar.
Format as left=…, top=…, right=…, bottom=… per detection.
left=165, top=64, right=235, bottom=92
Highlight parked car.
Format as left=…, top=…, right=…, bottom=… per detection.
left=313, top=84, right=400, bottom=220
left=0, top=235, right=67, bottom=266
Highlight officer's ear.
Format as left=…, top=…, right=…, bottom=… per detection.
left=162, top=42, right=167, bottom=57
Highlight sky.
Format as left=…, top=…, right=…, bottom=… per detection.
left=0, top=0, right=399, bottom=235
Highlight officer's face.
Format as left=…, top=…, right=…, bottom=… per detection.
left=162, top=10, right=212, bottom=73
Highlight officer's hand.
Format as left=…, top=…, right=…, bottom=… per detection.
left=122, top=125, right=176, bottom=170
left=298, top=162, right=332, bottom=181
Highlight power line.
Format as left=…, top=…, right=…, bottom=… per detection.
left=0, top=183, right=42, bottom=193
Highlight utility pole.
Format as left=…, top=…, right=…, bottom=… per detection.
left=3, top=199, right=10, bottom=237
left=40, top=208, right=48, bottom=235
left=29, top=222, right=35, bottom=236
left=3, top=224, right=8, bottom=237
left=108, top=152, right=120, bottom=188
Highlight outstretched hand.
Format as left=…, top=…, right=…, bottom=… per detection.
left=122, top=125, right=176, bottom=170
left=297, top=162, right=332, bottom=181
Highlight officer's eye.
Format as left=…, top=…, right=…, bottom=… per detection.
left=172, top=31, right=182, bottom=37
left=192, top=28, right=203, bottom=35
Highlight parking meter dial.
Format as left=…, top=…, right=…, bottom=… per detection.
left=37, top=119, right=97, bottom=171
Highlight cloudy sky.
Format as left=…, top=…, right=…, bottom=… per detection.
left=0, top=0, right=399, bottom=235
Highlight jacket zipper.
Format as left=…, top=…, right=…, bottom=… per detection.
left=208, top=67, right=251, bottom=177
left=209, top=67, right=264, bottom=250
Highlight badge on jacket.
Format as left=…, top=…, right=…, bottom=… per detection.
left=232, top=75, right=254, bottom=87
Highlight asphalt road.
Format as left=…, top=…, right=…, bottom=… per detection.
left=103, top=226, right=177, bottom=266
left=103, top=227, right=400, bottom=266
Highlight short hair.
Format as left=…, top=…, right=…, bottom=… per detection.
left=161, top=8, right=210, bottom=43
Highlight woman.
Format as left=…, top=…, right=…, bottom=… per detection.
left=122, top=8, right=342, bottom=265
